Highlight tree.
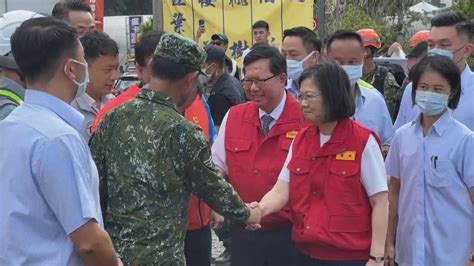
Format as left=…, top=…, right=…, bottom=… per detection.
left=325, top=0, right=422, bottom=54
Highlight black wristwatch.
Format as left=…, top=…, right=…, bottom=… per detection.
left=369, top=255, right=384, bottom=262
left=469, top=254, right=474, bottom=262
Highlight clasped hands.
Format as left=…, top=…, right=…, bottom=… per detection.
left=245, top=201, right=263, bottom=230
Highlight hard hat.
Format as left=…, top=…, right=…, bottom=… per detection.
left=0, top=10, right=45, bottom=56
left=409, top=30, right=430, bottom=48
left=357, top=28, right=382, bottom=49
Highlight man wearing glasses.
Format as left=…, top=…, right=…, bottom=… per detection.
left=211, top=45, right=306, bottom=266
left=211, top=34, right=241, bottom=80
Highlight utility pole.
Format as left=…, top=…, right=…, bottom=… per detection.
left=316, top=0, right=326, bottom=41
left=152, top=0, right=163, bottom=31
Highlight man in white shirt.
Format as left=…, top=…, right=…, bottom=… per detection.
left=394, top=12, right=474, bottom=131
left=71, top=30, right=119, bottom=141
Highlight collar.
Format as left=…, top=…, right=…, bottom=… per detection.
left=258, top=91, right=287, bottom=121
left=411, top=109, right=454, bottom=137
left=75, top=92, right=113, bottom=114
left=136, top=87, right=177, bottom=110
left=24, top=89, right=84, bottom=130
left=286, top=78, right=299, bottom=97
left=460, top=64, right=472, bottom=95
left=354, top=83, right=366, bottom=109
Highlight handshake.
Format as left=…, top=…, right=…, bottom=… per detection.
left=245, top=202, right=263, bottom=231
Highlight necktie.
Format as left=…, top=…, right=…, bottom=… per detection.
left=261, top=114, right=274, bottom=136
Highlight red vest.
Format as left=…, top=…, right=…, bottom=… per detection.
left=225, top=93, right=306, bottom=230
left=184, top=93, right=213, bottom=230
left=288, top=119, right=380, bottom=260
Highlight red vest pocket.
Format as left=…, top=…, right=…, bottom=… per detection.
left=225, top=138, right=252, bottom=153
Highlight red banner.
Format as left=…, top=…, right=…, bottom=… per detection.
left=85, top=0, right=104, bottom=30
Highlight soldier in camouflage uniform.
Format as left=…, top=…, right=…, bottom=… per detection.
left=362, top=64, right=402, bottom=121
left=90, top=33, right=261, bottom=265
left=358, top=29, right=402, bottom=121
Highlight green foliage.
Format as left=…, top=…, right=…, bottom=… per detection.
left=138, top=17, right=153, bottom=36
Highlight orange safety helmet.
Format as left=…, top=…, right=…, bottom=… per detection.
left=357, top=28, right=382, bottom=49
left=409, top=30, right=430, bottom=48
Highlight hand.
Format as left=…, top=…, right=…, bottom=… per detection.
left=384, top=243, right=396, bottom=266
left=467, top=260, right=474, bottom=266
left=366, top=259, right=384, bottom=266
left=244, top=202, right=262, bottom=230
left=117, top=258, right=123, bottom=266
left=196, top=26, right=205, bottom=40
left=387, top=42, right=402, bottom=57
left=210, top=211, right=224, bottom=230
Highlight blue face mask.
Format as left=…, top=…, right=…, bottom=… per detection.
left=341, top=64, right=363, bottom=85
left=415, top=90, right=449, bottom=116
left=65, top=59, right=90, bottom=99
left=428, top=48, right=454, bottom=59
left=286, top=51, right=315, bottom=81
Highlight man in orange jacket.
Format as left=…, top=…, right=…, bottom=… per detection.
left=91, top=31, right=219, bottom=265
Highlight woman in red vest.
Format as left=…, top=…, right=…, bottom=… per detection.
left=249, top=62, right=389, bottom=266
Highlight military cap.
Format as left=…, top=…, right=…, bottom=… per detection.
left=154, top=33, right=207, bottom=73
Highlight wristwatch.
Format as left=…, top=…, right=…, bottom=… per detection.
left=469, top=254, right=474, bottom=262
left=369, top=255, right=384, bottom=262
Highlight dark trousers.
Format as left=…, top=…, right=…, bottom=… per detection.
left=215, top=218, right=232, bottom=250
left=185, top=225, right=212, bottom=266
left=230, top=226, right=297, bottom=266
left=293, top=251, right=366, bottom=266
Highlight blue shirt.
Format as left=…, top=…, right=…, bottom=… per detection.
left=354, top=84, right=394, bottom=145
left=385, top=110, right=474, bottom=266
left=286, top=78, right=298, bottom=98
left=394, top=64, right=474, bottom=131
left=0, top=90, right=103, bottom=266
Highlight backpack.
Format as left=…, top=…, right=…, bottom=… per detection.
left=373, top=63, right=406, bottom=94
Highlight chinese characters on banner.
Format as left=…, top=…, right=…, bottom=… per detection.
left=163, top=0, right=312, bottom=63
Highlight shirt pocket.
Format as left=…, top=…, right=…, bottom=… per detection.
left=426, top=160, right=457, bottom=188
left=225, top=138, right=252, bottom=153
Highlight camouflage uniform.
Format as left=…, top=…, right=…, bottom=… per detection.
left=362, top=65, right=402, bottom=121
left=90, top=33, right=250, bottom=265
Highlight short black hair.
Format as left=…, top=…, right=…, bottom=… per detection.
left=283, top=26, right=322, bottom=53
left=81, top=30, right=119, bottom=63
left=151, top=56, right=195, bottom=81
left=366, top=46, right=378, bottom=58
left=252, top=20, right=269, bottom=31
left=243, top=44, right=286, bottom=76
left=326, top=30, right=364, bottom=52
left=298, top=62, right=355, bottom=122
left=410, top=55, right=461, bottom=109
left=52, top=1, right=92, bottom=21
left=431, top=12, right=473, bottom=40
left=135, top=30, right=164, bottom=67
left=407, top=41, right=428, bottom=58
left=204, top=45, right=225, bottom=67
left=11, top=17, right=78, bottom=83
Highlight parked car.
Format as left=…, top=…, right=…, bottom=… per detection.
left=113, top=71, right=140, bottom=96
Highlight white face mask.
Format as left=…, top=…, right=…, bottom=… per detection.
left=341, top=64, right=363, bottom=85
left=286, top=51, right=315, bottom=81
left=415, top=90, right=449, bottom=116
left=65, top=59, right=89, bottom=98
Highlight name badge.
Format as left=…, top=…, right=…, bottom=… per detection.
left=336, top=151, right=356, bottom=161
left=286, top=131, right=298, bottom=139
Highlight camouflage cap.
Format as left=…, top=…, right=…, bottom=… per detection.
left=154, top=33, right=207, bottom=73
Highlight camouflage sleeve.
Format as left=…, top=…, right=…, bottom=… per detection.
left=170, top=122, right=250, bottom=222
left=89, top=121, right=109, bottom=223
left=383, top=72, right=402, bottom=122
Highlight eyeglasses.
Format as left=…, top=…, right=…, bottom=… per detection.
left=297, top=93, right=322, bottom=102
left=242, top=74, right=279, bottom=88
left=212, top=41, right=223, bottom=46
